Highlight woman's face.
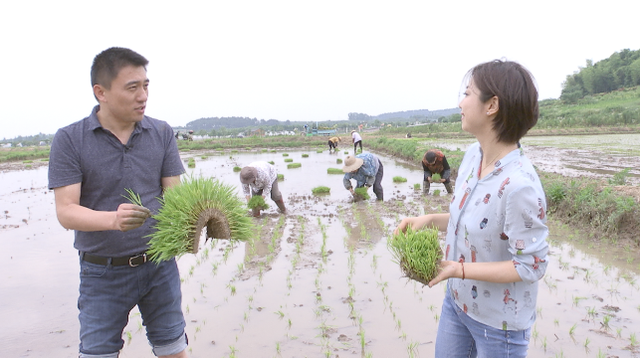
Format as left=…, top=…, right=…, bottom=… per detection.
left=458, top=80, right=490, bottom=136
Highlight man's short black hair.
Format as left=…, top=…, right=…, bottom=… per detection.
left=91, top=47, right=148, bottom=89
left=425, top=151, right=436, bottom=163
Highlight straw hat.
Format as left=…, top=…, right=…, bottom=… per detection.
left=351, top=130, right=356, bottom=134
left=240, top=167, right=257, bottom=184
left=342, top=155, right=364, bottom=172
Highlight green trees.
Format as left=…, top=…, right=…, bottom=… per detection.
left=560, top=48, right=640, bottom=103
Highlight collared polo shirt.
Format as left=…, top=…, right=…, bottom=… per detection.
left=48, top=105, right=185, bottom=256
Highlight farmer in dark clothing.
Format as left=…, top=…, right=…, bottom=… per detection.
left=422, top=149, right=453, bottom=194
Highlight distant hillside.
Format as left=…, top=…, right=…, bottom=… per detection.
left=374, top=108, right=460, bottom=120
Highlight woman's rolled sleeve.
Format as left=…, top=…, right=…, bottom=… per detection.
left=505, top=185, right=549, bottom=284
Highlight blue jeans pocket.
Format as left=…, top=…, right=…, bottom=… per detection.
left=80, top=260, right=108, bottom=278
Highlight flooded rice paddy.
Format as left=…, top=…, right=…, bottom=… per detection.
left=1, top=141, right=639, bottom=358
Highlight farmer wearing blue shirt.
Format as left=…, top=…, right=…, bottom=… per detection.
left=342, top=153, right=384, bottom=201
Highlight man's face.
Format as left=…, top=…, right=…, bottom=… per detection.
left=99, top=65, right=149, bottom=123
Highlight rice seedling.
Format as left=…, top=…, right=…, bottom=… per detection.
left=569, top=323, right=577, bottom=337
left=336, top=158, right=343, bottom=164
left=301, top=153, right=309, bottom=157
left=247, top=196, right=268, bottom=210
left=631, top=333, right=639, bottom=346
left=584, top=337, right=591, bottom=348
left=312, top=186, right=331, bottom=195
left=268, top=161, right=275, bottom=165
left=327, top=168, right=343, bottom=174
left=388, top=226, right=442, bottom=286
left=277, top=173, right=284, bottom=181
left=284, top=158, right=293, bottom=163
left=392, top=176, right=407, bottom=183
left=431, top=173, right=442, bottom=181
left=354, top=187, right=370, bottom=201
left=287, top=162, right=301, bottom=169
left=344, top=151, right=348, bottom=154
left=201, top=156, right=208, bottom=159
left=317, top=150, right=323, bottom=153
left=601, top=315, right=611, bottom=330
left=413, top=183, right=421, bottom=190
left=282, top=153, right=289, bottom=157
left=187, top=158, right=196, bottom=168
left=232, top=166, right=241, bottom=172
left=126, top=176, right=253, bottom=262
left=433, top=189, right=441, bottom=196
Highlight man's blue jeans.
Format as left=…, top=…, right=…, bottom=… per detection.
left=78, top=256, right=187, bottom=357
left=435, top=286, right=531, bottom=358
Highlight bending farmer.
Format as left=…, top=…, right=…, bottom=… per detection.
left=422, top=149, right=453, bottom=194
left=328, top=136, right=341, bottom=152
left=240, top=161, right=286, bottom=213
left=342, top=153, right=383, bottom=201
left=351, top=130, right=363, bottom=153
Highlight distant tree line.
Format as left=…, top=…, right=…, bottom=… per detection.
left=561, top=48, right=640, bottom=103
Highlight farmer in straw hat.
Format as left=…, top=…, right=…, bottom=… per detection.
left=328, top=136, right=341, bottom=152
left=240, top=161, right=286, bottom=213
left=342, top=152, right=384, bottom=201
left=48, top=47, right=189, bottom=357
left=422, top=149, right=453, bottom=194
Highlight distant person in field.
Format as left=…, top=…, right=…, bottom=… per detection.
left=342, top=153, right=383, bottom=201
left=48, top=47, right=189, bottom=358
left=240, top=161, right=286, bottom=213
left=351, top=130, right=363, bottom=153
left=394, top=59, right=549, bottom=358
left=328, top=136, right=341, bottom=152
left=422, top=149, right=453, bottom=194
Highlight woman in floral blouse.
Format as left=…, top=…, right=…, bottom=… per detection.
left=395, top=60, right=549, bottom=358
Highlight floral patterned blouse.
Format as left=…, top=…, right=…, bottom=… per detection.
left=445, top=142, right=549, bottom=331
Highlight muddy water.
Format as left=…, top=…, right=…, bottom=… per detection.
left=422, top=133, right=640, bottom=185
left=1, top=148, right=639, bottom=358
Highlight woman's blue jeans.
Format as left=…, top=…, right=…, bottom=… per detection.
left=435, top=286, right=531, bottom=358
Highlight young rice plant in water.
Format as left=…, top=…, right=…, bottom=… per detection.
left=354, top=187, right=370, bottom=200
left=388, top=226, right=442, bottom=286
left=247, top=195, right=269, bottom=210
left=312, top=186, right=331, bottom=195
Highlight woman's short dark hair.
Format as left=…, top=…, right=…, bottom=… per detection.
left=469, top=60, right=538, bottom=143
left=91, top=47, right=148, bottom=89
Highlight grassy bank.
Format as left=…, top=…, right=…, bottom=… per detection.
left=0, top=147, right=50, bottom=163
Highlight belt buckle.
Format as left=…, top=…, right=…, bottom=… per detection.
left=128, top=253, right=147, bottom=267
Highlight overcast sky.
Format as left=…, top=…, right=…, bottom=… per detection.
left=1, top=0, right=638, bottom=139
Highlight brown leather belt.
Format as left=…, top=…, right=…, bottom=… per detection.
left=80, top=252, right=149, bottom=267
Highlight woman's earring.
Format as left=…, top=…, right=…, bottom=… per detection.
left=486, top=112, right=490, bottom=115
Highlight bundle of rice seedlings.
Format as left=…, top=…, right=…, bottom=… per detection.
left=327, top=168, right=343, bottom=174
left=317, top=150, right=323, bottom=153
left=268, top=161, right=275, bottom=165
left=126, top=176, right=253, bottom=262
left=233, top=166, right=242, bottom=172
left=277, top=173, right=284, bottom=181
left=413, top=183, right=421, bottom=190
left=431, top=173, right=442, bottom=181
left=284, top=158, right=293, bottom=163
left=393, top=176, right=407, bottom=183
left=344, top=151, right=349, bottom=154
left=187, top=158, right=196, bottom=168
left=282, top=153, right=289, bottom=157
left=287, top=163, right=301, bottom=169
left=302, top=154, right=309, bottom=158
left=354, top=187, right=370, bottom=201
left=247, top=195, right=269, bottom=210
left=312, top=186, right=331, bottom=194
left=433, top=189, right=441, bottom=196
left=336, top=158, right=343, bottom=164
left=388, top=227, right=442, bottom=286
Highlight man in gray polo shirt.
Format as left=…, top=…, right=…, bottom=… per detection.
left=48, top=47, right=189, bottom=358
